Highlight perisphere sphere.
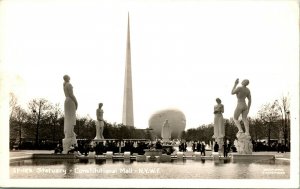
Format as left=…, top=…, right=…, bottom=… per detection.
left=148, top=109, right=186, bottom=139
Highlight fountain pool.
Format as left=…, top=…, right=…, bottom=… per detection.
left=10, top=158, right=289, bottom=179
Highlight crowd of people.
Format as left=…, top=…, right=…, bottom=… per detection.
left=252, top=140, right=289, bottom=152
left=191, top=141, right=206, bottom=155
left=53, top=138, right=288, bottom=157
left=54, top=139, right=176, bottom=156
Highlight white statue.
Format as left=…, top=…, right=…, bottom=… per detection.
left=212, top=98, right=224, bottom=154
left=62, top=75, right=78, bottom=153
left=161, top=119, right=171, bottom=142
left=95, top=103, right=104, bottom=139
left=231, top=78, right=252, bottom=154
left=213, top=98, right=224, bottom=139
left=231, top=78, right=252, bottom=135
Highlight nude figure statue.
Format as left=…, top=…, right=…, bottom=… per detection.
left=231, top=78, right=252, bottom=135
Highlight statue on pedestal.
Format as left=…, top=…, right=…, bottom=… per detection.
left=212, top=98, right=224, bottom=154
left=161, top=119, right=171, bottom=142
left=95, top=103, right=105, bottom=140
left=231, top=78, right=252, bottom=154
left=62, top=75, right=78, bottom=154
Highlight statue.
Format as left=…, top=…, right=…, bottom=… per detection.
left=231, top=78, right=252, bottom=154
left=95, top=103, right=105, bottom=140
left=161, top=119, right=171, bottom=142
left=213, top=98, right=224, bottom=138
left=62, top=75, right=78, bottom=154
left=231, top=78, right=252, bottom=135
left=212, top=98, right=224, bottom=154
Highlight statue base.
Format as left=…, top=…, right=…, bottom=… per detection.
left=94, top=136, right=104, bottom=140
left=62, top=137, right=77, bottom=154
left=213, top=137, right=224, bottom=155
left=236, top=132, right=253, bottom=155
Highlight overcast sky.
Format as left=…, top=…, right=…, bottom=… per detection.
left=1, top=0, right=298, bottom=130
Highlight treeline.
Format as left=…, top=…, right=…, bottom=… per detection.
left=9, top=94, right=151, bottom=149
left=9, top=93, right=290, bottom=150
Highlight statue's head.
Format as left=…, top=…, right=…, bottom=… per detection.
left=216, top=98, right=221, bottom=104
left=241, top=79, right=249, bottom=86
left=99, top=103, right=103, bottom=108
left=63, top=75, right=70, bottom=82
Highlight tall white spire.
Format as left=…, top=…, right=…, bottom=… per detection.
left=122, top=13, right=134, bottom=127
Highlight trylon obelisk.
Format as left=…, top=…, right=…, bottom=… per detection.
left=122, top=13, right=134, bottom=127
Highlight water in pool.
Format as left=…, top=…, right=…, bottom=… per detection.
left=10, top=158, right=289, bottom=179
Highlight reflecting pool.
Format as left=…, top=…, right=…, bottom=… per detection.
left=10, top=158, right=289, bottom=179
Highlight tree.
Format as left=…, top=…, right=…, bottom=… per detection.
left=46, top=103, right=63, bottom=142
left=9, top=92, right=18, bottom=121
left=257, top=102, right=280, bottom=147
left=10, top=105, right=28, bottom=143
left=274, top=95, right=290, bottom=148
left=9, top=93, right=28, bottom=144
left=28, top=98, right=52, bottom=147
left=249, top=117, right=266, bottom=141
left=76, top=116, right=95, bottom=139
left=224, top=119, right=238, bottom=142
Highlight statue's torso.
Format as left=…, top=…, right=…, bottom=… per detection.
left=214, top=104, right=223, bottom=114
left=97, top=109, right=104, bottom=120
left=64, top=83, right=72, bottom=98
left=236, top=87, right=250, bottom=101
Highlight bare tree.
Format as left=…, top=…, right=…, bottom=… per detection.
left=9, top=92, right=18, bottom=121
left=274, top=95, right=290, bottom=148
left=9, top=93, right=28, bottom=144
left=9, top=104, right=28, bottom=144
left=28, top=98, right=51, bottom=147
left=250, top=117, right=265, bottom=142
left=257, top=102, right=280, bottom=147
left=48, top=103, right=63, bottom=142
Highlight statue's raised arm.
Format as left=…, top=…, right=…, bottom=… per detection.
left=231, top=78, right=240, bottom=95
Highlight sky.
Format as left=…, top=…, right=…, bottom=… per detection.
left=0, top=0, right=298, bottom=130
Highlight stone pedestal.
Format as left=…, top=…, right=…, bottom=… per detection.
left=124, top=151, right=131, bottom=160
left=160, top=154, right=172, bottom=162
left=215, top=137, right=224, bottom=155
left=62, top=137, right=77, bottom=154
left=136, top=155, right=146, bottom=162
left=106, top=151, right=113, bottom=159
left=212, top=152, right=220, bottom=160
left=194, top=152, right=201, bottom=160
left=177, top=151, right=184, bottom=160
left=144, top=149, right=162, bottom=157
left=236, top=132, right=253, bottom=154
left=88, top=151, right=95, bottom=158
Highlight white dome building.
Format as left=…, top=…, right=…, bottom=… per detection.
left=148, top=109, right=186, bottom=139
